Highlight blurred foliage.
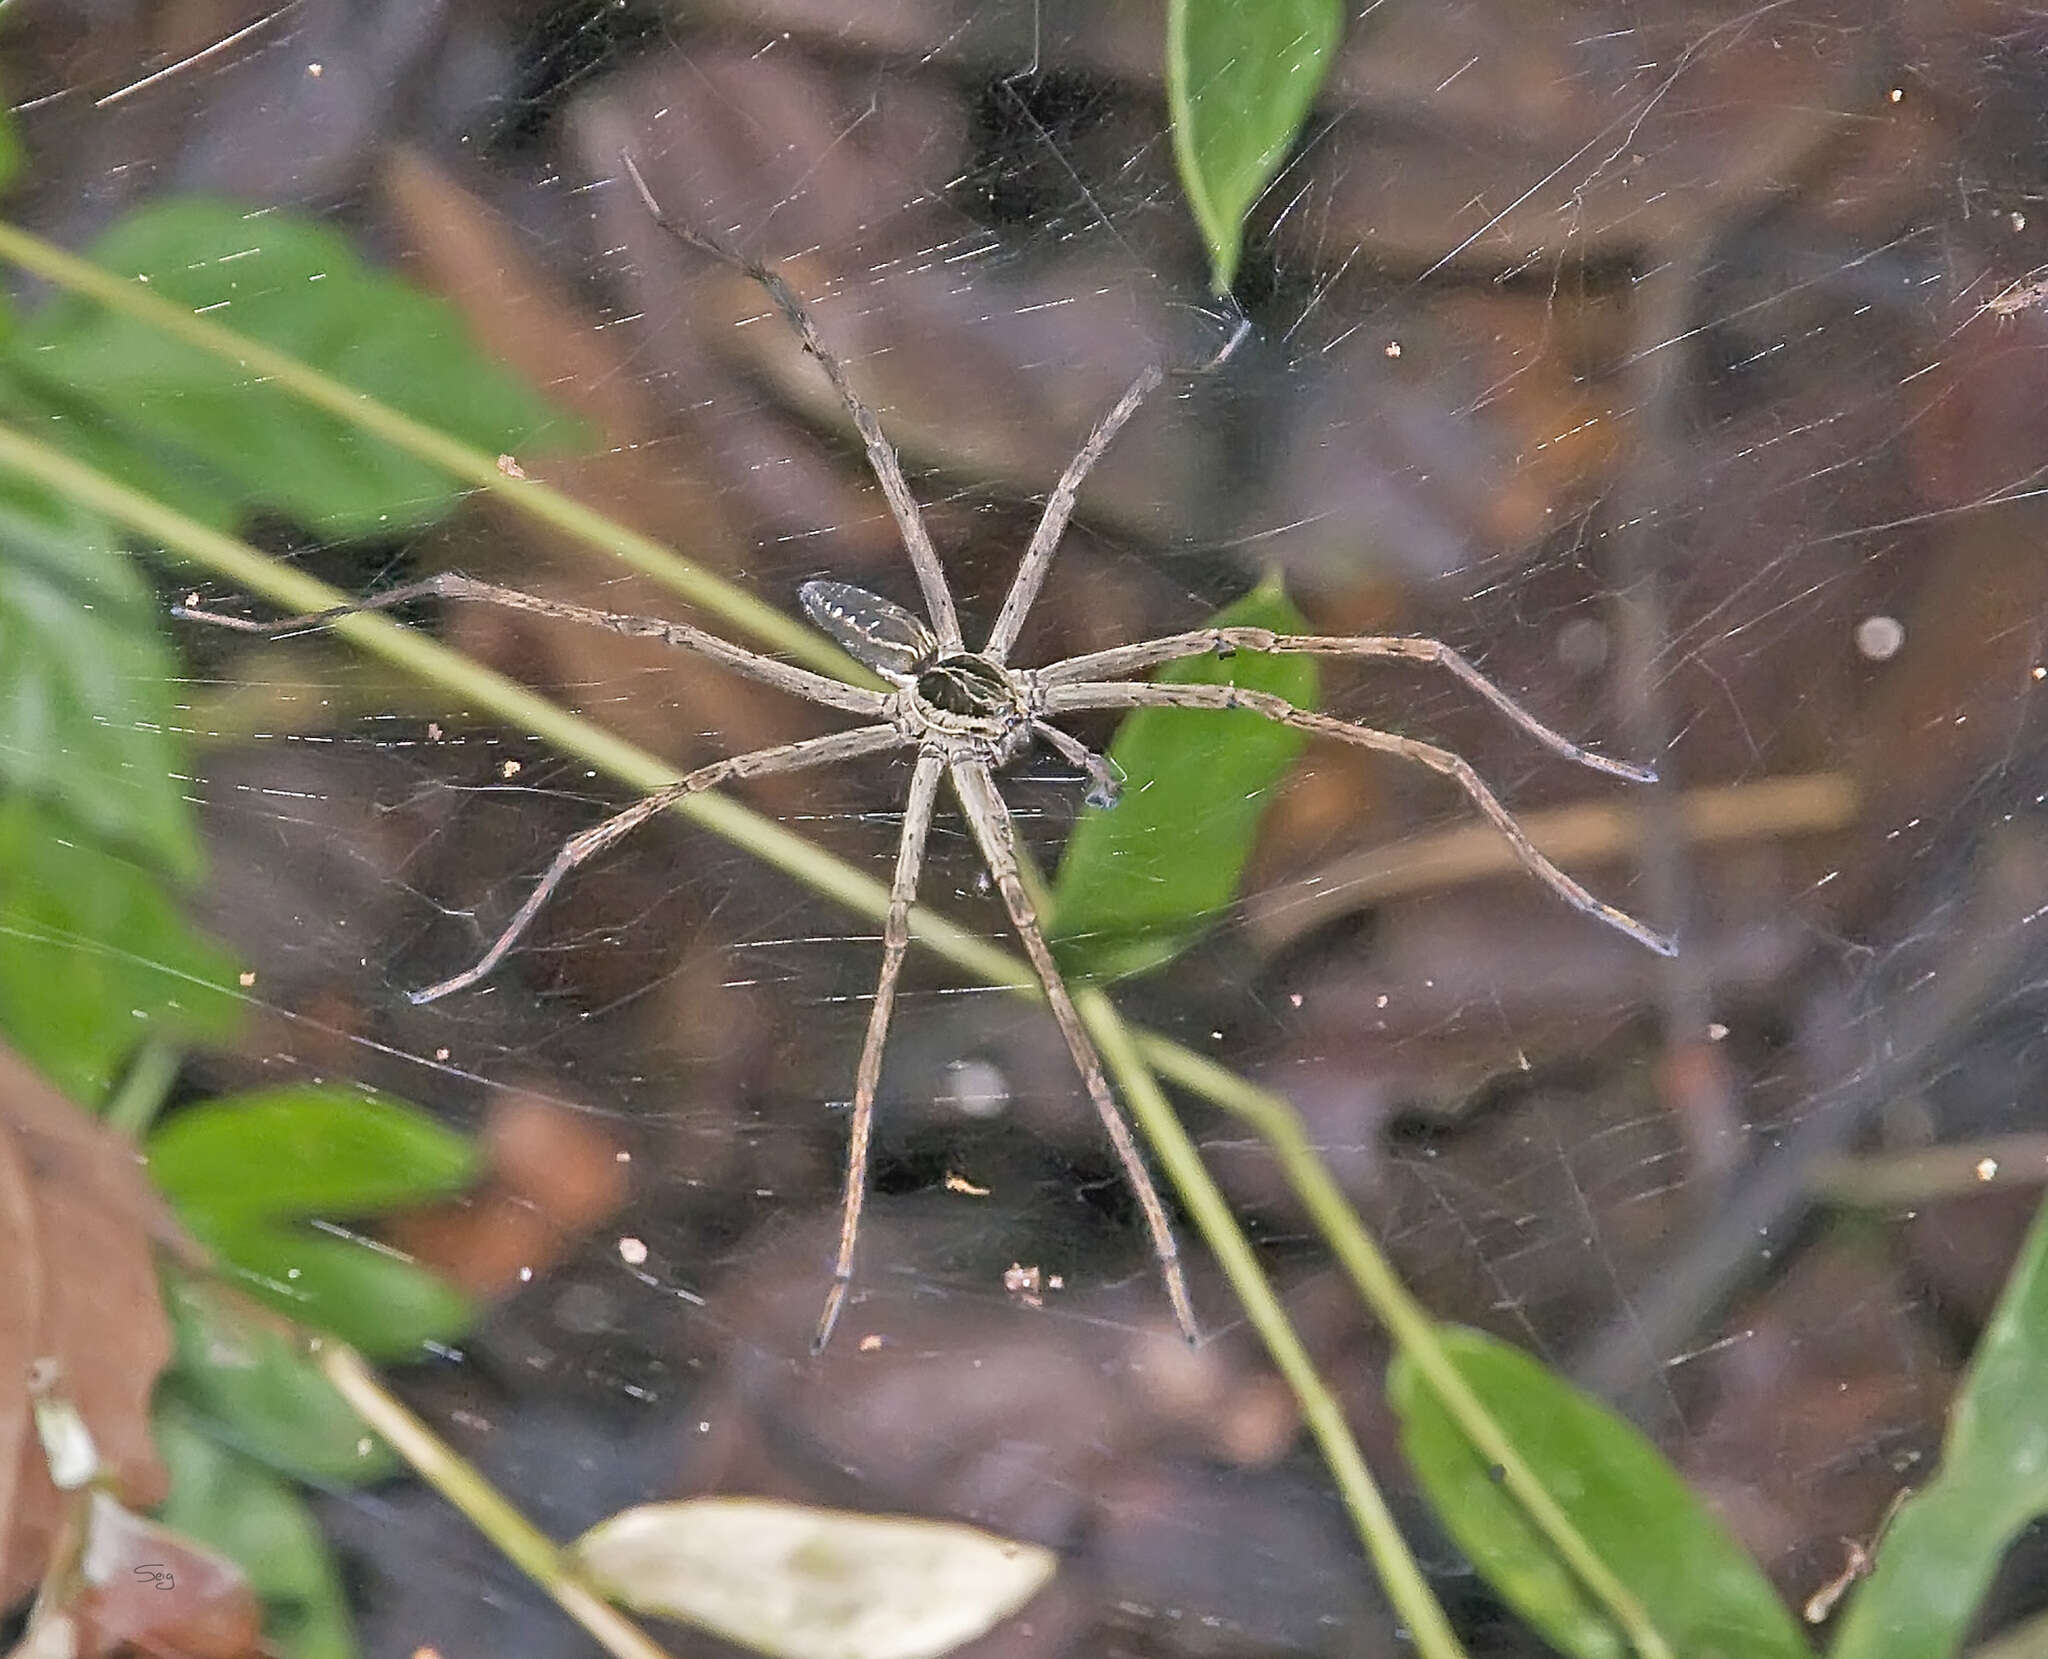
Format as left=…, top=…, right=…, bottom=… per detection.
left=0, top=148, right=572, bottom=1656
left=10, top=198, right=573, bottom=536
left=154, top=1407, right=357, bottom=1659
left=1166, top=0, right=1343, bottom=291
left=150, top=1085, right=479, bottom=1358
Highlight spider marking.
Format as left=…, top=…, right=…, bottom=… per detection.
left=173, top=151, right=1674, bottom=1351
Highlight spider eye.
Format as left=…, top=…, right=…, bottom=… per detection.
left=799, top=580, right=937, bottom=678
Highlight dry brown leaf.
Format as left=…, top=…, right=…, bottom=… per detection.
left=0, top=1044, right=198, bottom=1609
left=67, top=1489, right=264, bottom=1659
left=384, top=1089, right=628, bottom=1299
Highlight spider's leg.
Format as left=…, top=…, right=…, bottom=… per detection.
left=1039, top=628, right=1655, bottom=784
left=620, top=151, right=963, bottom=653
left=949, top=757, right=1198, bottom=1342
left=982, top=365, right=1163, bottom=663
left=1031, top=720, right=1122, bottom=809
left=175, top=572, right=887, bottom=717
left=1043, top=681, right=1678, bottom=957
left=817, top=746, right=946, bottom=1351
left=414, top=724, right=906, bottom=1004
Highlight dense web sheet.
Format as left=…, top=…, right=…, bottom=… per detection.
left=9, top=0, right=2048, bottom=1653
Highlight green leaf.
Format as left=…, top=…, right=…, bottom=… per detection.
left=575, top=1497, right=1057, bottom=1659
left=1389, top=1327, right=1808, bottom=1659
left=147, top=1085, right=478, bottom=1227
left=153, top=1405, right=360, bottom=1659
left=1830, top=1193, right=2048, bottom=1657
left=194, top=1219, right=473, bottom=1360
left=0, top=471, right=198, bottom=874
left=1050, top=577, right=1316, bottom=983
left=0, top=795, right=240, bottom=1103
left=11, top=198, right=577, bottom=537
left=1167, top=0, right=1343, bottom=292
left=158, top=1273, right=395, bottom=1485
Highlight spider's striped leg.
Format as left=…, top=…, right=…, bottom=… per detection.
left=1043, top=681, right=1678, bottom=958
left=982, top=365, right=1163, bottom=663
left=1038, top=629, right=1655, bottom=784
left=949, top=758, right=1199, bottom=1343
left=619, top=151, right=963, bottom=652
left=415, top=725, right=907, bottom=1004
left=818, top=747, right=947, bottom=1351
left=174, top=573, right=887, bottom=717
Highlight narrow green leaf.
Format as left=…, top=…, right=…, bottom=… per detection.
left=1167, top=0, right=1344, bottom=292
left=1830, top=1193, right=2048, bottom=1657
left=1050, top=577, right=1316, bottom=983
left=158, top=1273, right=395, bottom=1486
left=1389, top=1326, right=1808, bottom=1659
left=0, top=471, right=198, bottom=874
left=153, top=1406, right=360, bottom=1659
left=12, top=198, right=577, bottom=537
left=0, top=796, right=239, bottom=1103
left=189, top=1220, right=474, bottom=1360
left=147, top=1085, right=478, bottom=1227
left=0, top=104, right=23, bottom=198
left=575, top=1498, right=1057, bottom=1659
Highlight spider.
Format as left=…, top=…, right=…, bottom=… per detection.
left=174, top=154, right=1675, bottom=1351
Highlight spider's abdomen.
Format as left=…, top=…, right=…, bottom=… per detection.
left=799, top=579, right=937, bottom=679
left=917, top=654, right=1014, bottom=719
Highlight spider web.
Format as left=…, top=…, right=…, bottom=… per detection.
left=12, top=0, right=2048, bottom=1652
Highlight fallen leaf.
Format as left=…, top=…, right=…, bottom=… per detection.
left=0, top=1042, right=198, bottom=1608
left=70, top=1488, right=264, bottom=1659
left=574, top=1496, right=1056, bottom=1659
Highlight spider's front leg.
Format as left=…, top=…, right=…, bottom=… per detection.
left=1043, top=679, right=1676, bottom=958
left=948, top=757, right=1198, bottom=1343
left=1038, top=627, right=1655, bottom=784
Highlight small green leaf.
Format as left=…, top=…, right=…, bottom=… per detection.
left=1050, top=577, right=1316, bottom=983
left=575, top=1497, right=1057, bottom=1659
left=153, top=1405, right=360, bottom=1659
left=0, top=472, right=198, bottom=874
left=188, top=1220, right=473, bottom=1360
left=1389, top=1327, right=1808, bottom=1659
left=12, top=198, right=577, bottom=537
left=1167, top=0, right=1343, bottom=292
left=0, top=796, right=240, bottom=1104
left=147, top=1085, right=478, bottom=1227
left=158, top=1273, right=395, bottom=1485
left=1831, top=1193, right=2048, bottom=1657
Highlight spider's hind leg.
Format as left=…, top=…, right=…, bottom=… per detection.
left=818, top=747, right=947, bottom=1351
left=950, top=757, right=1198, bottom=1343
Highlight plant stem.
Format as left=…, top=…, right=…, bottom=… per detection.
left=0, top=219, right=877, bottom=690
left=1140, top=1039, right=1674, bottom=1659
left=101, top=1037, right=181, bottom=1137
left=317, top=1344, right=675, bottom=1659
left=1085, top=994, right=1466, bottom=1659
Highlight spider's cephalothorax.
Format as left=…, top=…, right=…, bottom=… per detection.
left=175, top=153, right=1674, bottom=1353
